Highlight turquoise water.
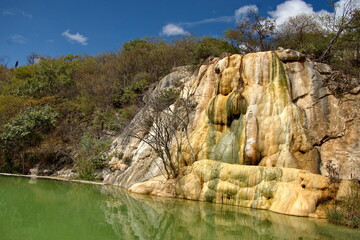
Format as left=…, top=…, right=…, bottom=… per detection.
left=0, top=176, right=359, bottom=240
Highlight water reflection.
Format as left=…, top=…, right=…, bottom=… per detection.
left=100, top=185, right=360, bottom=240
left=0, top=176, right=359, bottom=240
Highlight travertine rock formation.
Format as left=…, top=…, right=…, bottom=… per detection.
left=104, top=66, right=194, bottom=188
left=105, top=50, right=359, bottom=216
left=130, top=159, right=339, bottom=217
left=179, top=50, right=359, bottom=179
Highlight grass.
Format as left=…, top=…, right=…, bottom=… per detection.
left=326, top=181, right=360, bottom=228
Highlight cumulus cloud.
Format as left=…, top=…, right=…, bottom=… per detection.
left=7, top=34, right=28, bottom=44
left=268, top=0, right=360, bottom=27
left=160, top=0, right=358, bottom=36
left=235, top=5, right=258, bottom=22
left=62, top=30, right=88, bottom=45
left=161, top=24, right=189, bottom=36
left=334, top=0, right=360, bottom=17
left=268, top=0, right=315, bottom=25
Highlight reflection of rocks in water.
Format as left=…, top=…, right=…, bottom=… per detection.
left=28, top=177, right=38, bottom=184
left=100, top=186, right=359, bottom=240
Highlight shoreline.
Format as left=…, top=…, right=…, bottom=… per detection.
left=0, top=172, right=106, bottom=185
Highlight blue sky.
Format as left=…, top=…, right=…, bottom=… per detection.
left=0, top=0, right=355, bottom=66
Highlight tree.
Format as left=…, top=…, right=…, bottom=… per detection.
left=0, top=65, right=11, bottom=92
left=132, top=88, right=196, bottom=179
left=7, top=55, right=80, bottom=98
left=27, top=53, right=41, bottom=65
left=118, top=38, right=173, bottom=83
left=320, top=0, right=360, bottom=61
left=170, top=36, right=197, bottom=66
left=274, top=13, right=329, bottom=59
left=194, top=37, right=238, bottom=62
left=0, top=56, right=10, bottom=68
left=225, top=9, right=275, bottom=53
left=0, top=105, right=58, bottom=173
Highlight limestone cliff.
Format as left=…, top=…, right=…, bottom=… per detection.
left=104, top=50, right=359, bottom=216
left=179, top=50, right=359, bottom=179
left=130, top=160, right=337, bottom=217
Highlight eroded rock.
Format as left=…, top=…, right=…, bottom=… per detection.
left=106, top=50, right=360, bottom=204
left=131, top=160, right=340, bottom=217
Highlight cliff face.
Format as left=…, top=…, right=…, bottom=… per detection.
left=178, top=50, right=359, bottom=180
left=104, top=50, right=359, bottom=215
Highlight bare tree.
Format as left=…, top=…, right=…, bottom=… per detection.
left=276, top=13, right=323, bottom=46
left=320, top=0, right=359, bottom=61
left=27, top=52, right=41, bottom=65
left=131, top=88, right=196, bottom=179
left=0, top=56, right=10, bottom=68
left=225, top=9, right=275, bottom=53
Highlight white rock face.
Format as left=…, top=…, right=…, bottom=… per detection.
left=103, top=66, right=194, bottom=188
left=105, top=51, right=360, bottom=189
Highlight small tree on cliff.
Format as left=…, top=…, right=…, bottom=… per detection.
left=224, top=8, right=275, bottom=53
left=319, top=0, right=359, bottom=62
left=132, top=88, right=196, bottom=179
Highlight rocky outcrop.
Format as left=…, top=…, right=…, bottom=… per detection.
left=129, top=160, right=356, bottom=217
left=104, top=66, right=194, bottom=188
left=179, top=51, right=359, bottom=179
left=105, top=50, right=359, bottom=216
left=177, top=160, right=336, bottom=217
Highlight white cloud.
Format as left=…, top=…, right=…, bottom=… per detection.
left=235, top=5, right=258, bottom=22
left=268, top=0, right=315, bottom=25
left=21, top=11, right=32, bottom=18
left=334, top=0, right=360, bottom=17
left=161, top=4, right=257, bottom=36
left=7, top=34, right=28, bottom=44
left=160, top=0, right=360, bottom=36
left=2, top=9, right=32, bottom=18
left=2, top=10, right=14, bottom=16
left=61, top=30, right=88, bottom=45
left=184, top=16, right=234, bottom=26
left=161, top=24, right=189, bottom=36
left=268, top=0, right=360, bottom=27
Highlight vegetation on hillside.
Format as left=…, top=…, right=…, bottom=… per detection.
left=0, top=37, right=235, bottom=175
left=0, top=0, right=358, bottom=182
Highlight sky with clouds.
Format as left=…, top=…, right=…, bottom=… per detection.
left=0, top=0, right=358, bottom=66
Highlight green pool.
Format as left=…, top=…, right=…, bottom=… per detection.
left=0, top=176, right=359, bottom=240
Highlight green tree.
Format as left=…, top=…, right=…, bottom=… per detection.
left=6, top=55, right=81, bottom=98
left=75, top=133, right=111, bottom=180
left=118, top=38, right=173, bottom=83
left=194, top=37, right=238, bottom=62
left=0, top=105, right=58, bottom=172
